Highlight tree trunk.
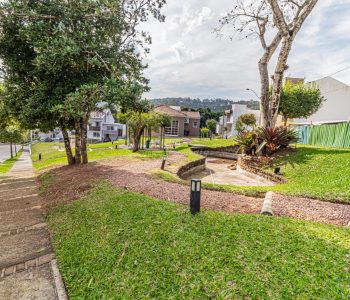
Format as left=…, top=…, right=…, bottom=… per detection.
left=75, top=119, right=82, bottom=164
left=283, top=114, right=288, bottom=127
left=10, top=142, right=13, bottom=159
left=60, top=124, right=75, bottom=165
left=125, top=124, right=128, bottom=146
left=132, top=127, right=145, bottom=152
left=81, top=116, right=88, bottom=164
left=259, top=55, right=271, bottom=127
left=270, top=38, right=293, bottom=127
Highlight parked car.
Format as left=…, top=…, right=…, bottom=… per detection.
left=42, top=137, right=53, bottom=142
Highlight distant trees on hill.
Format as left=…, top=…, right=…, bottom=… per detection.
left=150, top=98, right=260, bottom=112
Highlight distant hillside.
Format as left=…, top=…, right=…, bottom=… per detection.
left=150, top=98, right=260, bottom=112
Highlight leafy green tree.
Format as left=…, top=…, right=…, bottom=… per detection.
left=206, top=119, right=217, bottom=135
left=279, top=82, right=325, bottom=125
left=0, top=124, right=26, bottom=158
left=126, top=111, right=170, bottom=152
left=200, top=127, right=210, bottom=138
left=235, top=113, right=257, bottom=133
left=0, top=0, right=166, bottom=165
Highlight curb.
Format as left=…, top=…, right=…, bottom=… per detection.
left=51, top=259, right=69, bottom=300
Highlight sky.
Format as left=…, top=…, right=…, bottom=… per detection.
left=141, top=0, right=350, bottom=101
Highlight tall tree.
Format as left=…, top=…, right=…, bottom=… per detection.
left=279, top=81, right=325, bottom=125
left=0, top=0, right=166, bottom=164
left=218, top=0, right=318, bottom=127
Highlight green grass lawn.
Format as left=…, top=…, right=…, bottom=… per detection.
left=267, top=145, right=350, bottom=202
left=0, top=151, right=22, bottom=174
left=191, top=137, right=236, bottom=148
left=49, top=181, right=350, bottom=299
left=31, top=142, right=164, bottom=170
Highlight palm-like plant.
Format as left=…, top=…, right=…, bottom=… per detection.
left=257, top=126, right=298, bottom=155
left=234, top=131, right=255, bottom=154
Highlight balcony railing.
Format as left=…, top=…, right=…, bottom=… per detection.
left=89, top=126, right=101, bottom=131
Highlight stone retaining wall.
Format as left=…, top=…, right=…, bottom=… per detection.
left=177, top=158, right=206, bottom=179
left=237, top=156, right=287, bottom=184
left=191, top=145, right=240, bottom=160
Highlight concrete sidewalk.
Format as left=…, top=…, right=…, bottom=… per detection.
left=0, top=149, right=67, bottom=300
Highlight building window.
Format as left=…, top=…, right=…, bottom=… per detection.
left=118, top=129, right=123, bottom=137
left=95, top=122, right=100, bottom=127
left=93, top=132, right=100, bottom=138
left=193, top=121, right=198, bottom=128
left=107, top=126, right=114, bottom=131
left=165, top=120, right=179, bottom=136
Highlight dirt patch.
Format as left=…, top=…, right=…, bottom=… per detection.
left=40, top=155, right=350, bottom=226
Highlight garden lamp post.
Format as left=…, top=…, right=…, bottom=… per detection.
left=190, top=179, right=201, bottom=214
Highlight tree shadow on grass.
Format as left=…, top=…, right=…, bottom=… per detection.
left=274, top=146, right=350, bottom=169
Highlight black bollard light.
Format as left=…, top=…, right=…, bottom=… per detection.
left=39, top=153, right=42, bottom=161
left=115, top=144, right=118, bottom=149
left=190, top=179, right=201, bottom=214
left=161, top=156, right=166, bottom=170
left=274, top=167, right=281, bottom=175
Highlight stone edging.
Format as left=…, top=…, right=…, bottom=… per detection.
left=0, top=222, right=47, bottom=238
left=237, top=157, right=287, bottom=184
left=0, top=253, right=55, bottom=278
left=190, top=145, right=240, bottom=160
left=177, top=158, right=206, bottom=179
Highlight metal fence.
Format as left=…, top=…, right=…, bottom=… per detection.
left=295, top=122, right=350, bottom=148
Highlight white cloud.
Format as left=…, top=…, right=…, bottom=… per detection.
left=171, top=41, right=195, bottom=63
left=141, top=0, right=350, bottom=99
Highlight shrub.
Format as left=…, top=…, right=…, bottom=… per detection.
left=235, top=113, right=257, bottom=133
left=234, top=131, right=256, bottom=154
left=257, top=126, right=298, bottom=155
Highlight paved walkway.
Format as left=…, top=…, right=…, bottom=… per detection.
left=0, top=149, right=67, bottom=300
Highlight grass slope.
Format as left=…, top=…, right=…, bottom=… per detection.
left=49, top=182, right=350, bottom=299
left=0, top=151, right=22, bottom=174
left=31, top=142, right=164, bottom=169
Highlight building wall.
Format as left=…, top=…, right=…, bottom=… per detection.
left=295, top=77, right=350, bottom=124
left=186, top=118, right=200, bottom=137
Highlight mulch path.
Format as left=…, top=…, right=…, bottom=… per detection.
left=42, top=155, right=350, bottom=227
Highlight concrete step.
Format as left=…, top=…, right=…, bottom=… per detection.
left=0, top=229, right=52, bottom=269
left=0, top=178, right=36, bottom=187
left=0, top=209, right=46, bottom=233
left=0, top=263, right=57, bottom=300
left=0, top=188, right=38, bottom=201
left=0, top=185, right=37, bottom=194
left=0, top=196, right=41, bottom=213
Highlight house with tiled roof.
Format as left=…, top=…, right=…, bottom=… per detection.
left=154, top=105, right=200, bottom=137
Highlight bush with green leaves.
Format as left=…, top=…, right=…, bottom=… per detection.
left=234, top=131, right=256, bottom=154
left=235, top=113, right=257, bottom=133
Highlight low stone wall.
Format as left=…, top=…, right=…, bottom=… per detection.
left=237, top=156, right=287, bottom=184
left=177, top=158, right=206, bottom=179
left=191, top=145, right=240, bottom=160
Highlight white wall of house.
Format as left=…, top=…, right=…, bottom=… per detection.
left=217, top=104, right=260, bottom=137
left=295, top=77, right=350, bottom=124
left=38, top=108, right=126, bottom=143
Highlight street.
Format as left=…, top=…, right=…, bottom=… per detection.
left=0, top=143, right=19, bottom=163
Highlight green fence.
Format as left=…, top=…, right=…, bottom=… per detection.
left=295, top=122, right=350, bottom=148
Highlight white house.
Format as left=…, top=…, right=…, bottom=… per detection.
left=38, top=108, right=126, bottom=143
left=216, top=104, right=260, bottom=137
left=294, top=77, right=350, bottom=124
left=88, top=109, right=126, bottom=142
